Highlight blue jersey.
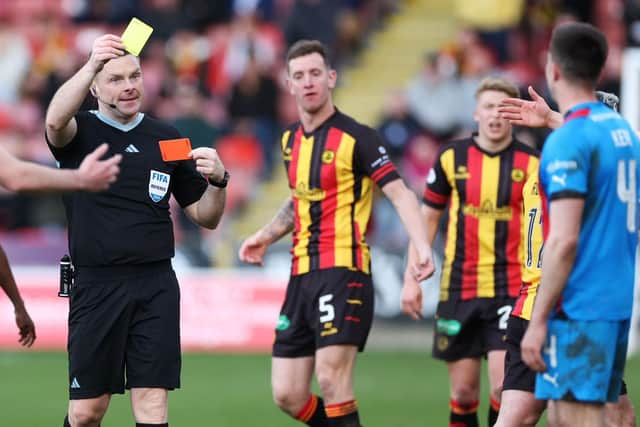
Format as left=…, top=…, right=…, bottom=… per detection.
left=539, top=102, right=640, bottom=320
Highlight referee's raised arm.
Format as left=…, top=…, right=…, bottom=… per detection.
left=45, top=34, right=125, bottom=148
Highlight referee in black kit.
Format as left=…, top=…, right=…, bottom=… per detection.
left=45, top=34, right=228, bottom=427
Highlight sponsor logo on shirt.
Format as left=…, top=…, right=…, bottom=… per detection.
left=124, top=144, right=140, bottom=153
left=462, top=200, right=512, bottom=220
left=546, top=160, right=578, bottom=174
left=371, top=155, right=390, bottom=168
left=293, top=182, right=325, bottom=201
left=454, top=165, right=470, bottom=180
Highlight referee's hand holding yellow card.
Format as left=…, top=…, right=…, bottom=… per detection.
left=121, top=17, right=153, bottom=56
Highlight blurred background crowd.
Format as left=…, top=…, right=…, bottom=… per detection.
left=0, top=0, right=633, bottom=284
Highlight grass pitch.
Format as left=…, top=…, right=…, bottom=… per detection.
left=1, top=351, right=638, bottom=426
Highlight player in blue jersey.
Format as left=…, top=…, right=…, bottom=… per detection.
left=521, top=22, right=640, bottom=427
left=497, top=90, right=637, bottom=427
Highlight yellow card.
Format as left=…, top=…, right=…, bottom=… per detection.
left=121, top=18, right=153, bottom=56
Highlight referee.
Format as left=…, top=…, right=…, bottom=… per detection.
left=45, top=34, right=228, bottom=427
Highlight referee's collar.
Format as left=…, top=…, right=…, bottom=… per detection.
left=91, top=110, right=145, bottom=132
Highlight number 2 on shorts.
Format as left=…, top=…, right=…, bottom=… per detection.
left=497, top=305, right=512, bottom=330
left=319, top=294, right=335, bottom=323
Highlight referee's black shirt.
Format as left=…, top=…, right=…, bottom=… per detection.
left=48, top=111, right=208, bottom=267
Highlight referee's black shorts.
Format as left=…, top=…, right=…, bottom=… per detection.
left=67, top=260, right=181, bottom=399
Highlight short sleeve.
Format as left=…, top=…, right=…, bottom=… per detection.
left=171, top=160, right=208, bottom=208
left=422, top=147, right=452, bottom=209
left=354, top=127, right=400, bottom=187
left=47, top=112, right=93, bottom=168
left=539, top=126, right=590, bottom=200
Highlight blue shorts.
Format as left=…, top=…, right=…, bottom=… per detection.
left=534, top=317, right=629, bottom=403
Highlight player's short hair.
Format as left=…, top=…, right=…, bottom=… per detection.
left=550, top=22, right=608, bottom=87
left=286, top=40, right=331, bottom=71
left=475, top=76, right=520, bottom=99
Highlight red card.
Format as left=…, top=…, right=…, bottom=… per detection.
left=159, top=138, right=192, bottom=161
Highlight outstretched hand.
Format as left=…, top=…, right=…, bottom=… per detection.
left=77, top=143, right=122, bottom=191
left=498, top=86, right=553, bottom=128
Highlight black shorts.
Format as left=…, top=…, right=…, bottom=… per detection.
left=503, top=316, right=535, bottom=392
left=272, top=267, right=374, bottom=358
left=67, top=261, right=181, bottom=399
left=432, top=297, right=514, bottom=361
left=503, top=316, right=630, bottom=396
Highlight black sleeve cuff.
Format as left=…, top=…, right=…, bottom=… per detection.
left=549, top=190, right=586, bottom=200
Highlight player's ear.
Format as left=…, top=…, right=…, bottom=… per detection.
left=286, top=76, right=295, bottom=95
left=552, top=62, right=561, bottom=83
left=328, top=69, right=337, bottom=90
left=90, top=86, right=97, bottom=97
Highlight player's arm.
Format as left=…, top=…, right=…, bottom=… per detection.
left=498, top=86, right=564, bottom=130
left=521, top=197, right=583, bottom=372
left=0, top=144, right=120, bottom=192
left=352, top=127, right=434, bottom=282
left=0, top=244, right=35, bottom=347
left=183, top=147, right=227, bottom=229
left=382, top=179, right=435, bottom=281
left=238, top=197, right=295, bottom=266
left=399, top=145, right=450, bottom=319
left=400, top=203, right=443, bottom=319
left=45, top=34, right=125, bottom=147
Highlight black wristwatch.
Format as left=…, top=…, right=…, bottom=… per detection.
left=208, top=171, right=230, bottom=188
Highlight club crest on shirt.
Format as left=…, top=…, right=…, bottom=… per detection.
left=149, top=170, right=170, bottom=202
left=511, top=168, right=525, bottom=183
left=322, top=150, right=335, bottom=164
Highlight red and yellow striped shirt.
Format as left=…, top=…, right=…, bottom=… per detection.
left=282, top=110, right=399, bottom=275
left=423, top=136, right=539, bottom=301
left=511, top=172, right=542, bottom=320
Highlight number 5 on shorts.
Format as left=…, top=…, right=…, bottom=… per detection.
left=319, top=294, right=335, bottom=322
